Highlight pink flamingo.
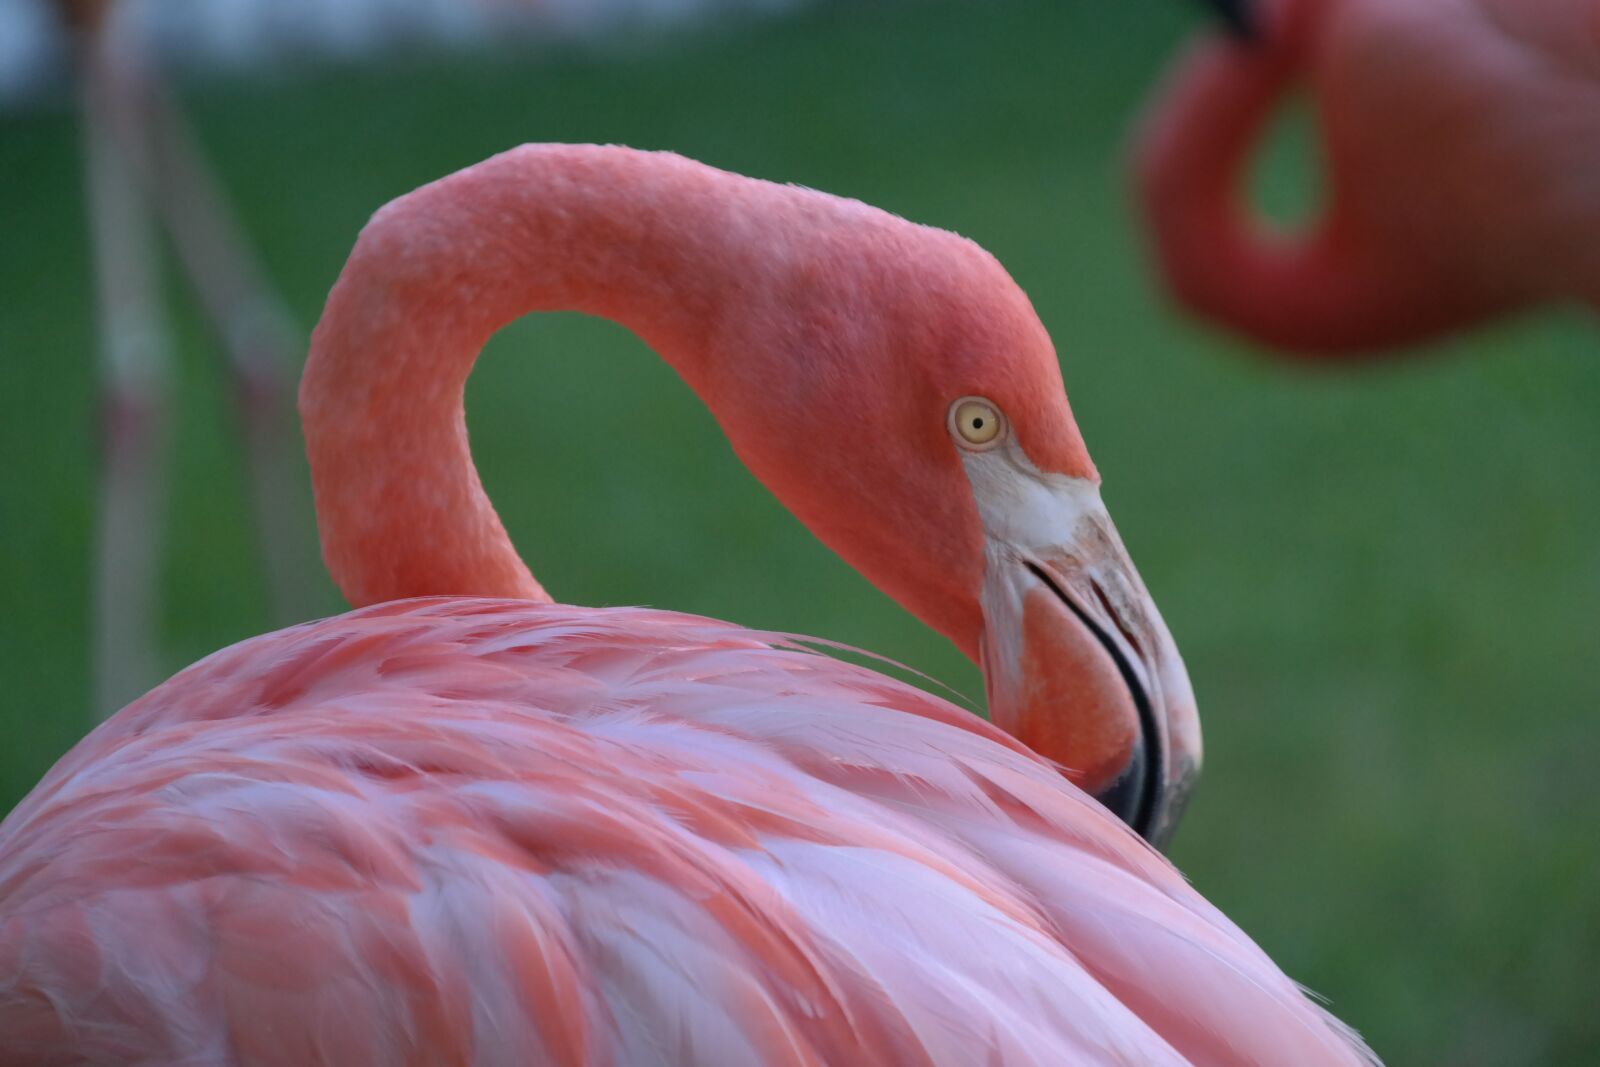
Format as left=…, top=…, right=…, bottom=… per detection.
left=0, top=145, right=1374, bottom=1065
left=1134, top=0, right=1600, bottom=356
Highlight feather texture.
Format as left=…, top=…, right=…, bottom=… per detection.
left=0, top=598, right=1373, bottom=1066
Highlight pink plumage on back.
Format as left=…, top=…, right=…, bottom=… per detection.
left=1, top=145, right=1375, bottom=1064
left=2, top=600, right=1370, bottom=1065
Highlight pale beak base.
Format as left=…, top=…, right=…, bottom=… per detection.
left=963, top=452, right=1201, bottom=850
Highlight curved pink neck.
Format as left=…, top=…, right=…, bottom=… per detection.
left=1132, top=28, right=1475, bottom=356
left=301, top=146, right=742, bottom=608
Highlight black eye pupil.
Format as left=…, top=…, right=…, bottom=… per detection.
left=972, top=418, right=984, bottom=429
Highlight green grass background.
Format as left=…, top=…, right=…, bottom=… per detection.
left=3, top=1, right=1597, bottom=1061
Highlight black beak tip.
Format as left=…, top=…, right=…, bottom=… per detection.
left=1200, top=0, right=1259, bottom=42
left=1091, top=739, right=1160, bottom=845
left=1091, top=740, right=1192, bottom=852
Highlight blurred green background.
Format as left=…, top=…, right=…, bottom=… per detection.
left=3, top=1, right=1597, bottom=1062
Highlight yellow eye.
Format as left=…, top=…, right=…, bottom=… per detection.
left=949, top=397, right=1006, bottom=449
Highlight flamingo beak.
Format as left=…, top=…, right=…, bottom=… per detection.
left=1197, top=0, right=1258, bottom=41
left=974, top=477, right=1202, bottom=849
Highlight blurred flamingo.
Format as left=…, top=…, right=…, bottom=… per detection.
left=59, top=0, right=319, bottom=716
left=0, top=145, right=1375, bottom=1065
left=1134, top=0, right=1600, bottom=356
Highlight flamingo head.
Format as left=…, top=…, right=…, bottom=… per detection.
left=676, top=194, right=1202, bottom=847
left=308, top=145, right=1201, bottom=847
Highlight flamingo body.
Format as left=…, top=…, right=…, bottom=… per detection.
left=1, top=598, right=1370, bottom=1065
left=2, top=145, right=1373, bottom=1063
left=1135, top=0, right=1600, bottom=355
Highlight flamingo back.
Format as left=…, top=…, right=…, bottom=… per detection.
left=0, top=599, right=1373, bottom=1066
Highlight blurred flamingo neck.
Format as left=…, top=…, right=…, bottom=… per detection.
left=300, top=145, right=742, bottom=608
left=1134, top=26, right=1476, bottom=355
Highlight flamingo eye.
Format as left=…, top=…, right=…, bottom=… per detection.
left=949, top=397, right=1006, bottom=450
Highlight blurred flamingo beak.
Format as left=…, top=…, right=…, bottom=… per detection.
left=1197, top=0, right=1258, bottom=41
left=976, top=481, right=1201, bottom=849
